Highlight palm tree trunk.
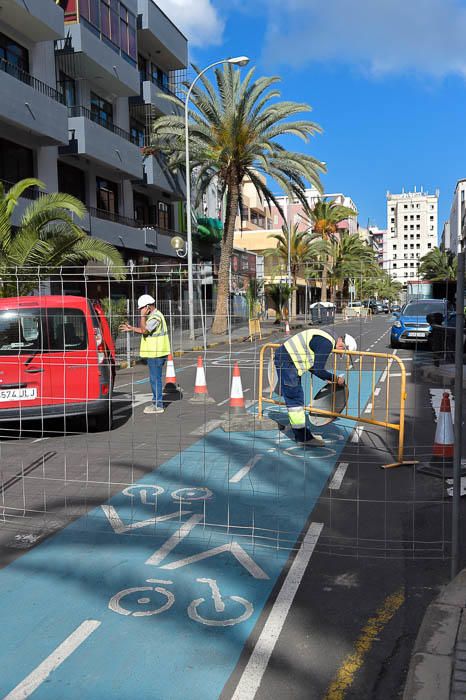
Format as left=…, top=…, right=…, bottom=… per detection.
left=321, top=266, right=328, bottom=303
left=211, top=181, right=239, bottom=335
left=292, top=272, right=297, bottom=318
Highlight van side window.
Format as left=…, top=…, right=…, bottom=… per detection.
left=0, top=310, right=43, bottom=354
left=47, top=309, right=87, bottom=351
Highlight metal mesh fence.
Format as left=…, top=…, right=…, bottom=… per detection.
left=0, top=265, right=461, bottom=564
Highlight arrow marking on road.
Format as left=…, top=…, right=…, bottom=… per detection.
left=229, top=454, right=263, bottom=483
left=146, top=514, right=204, bottom=566
left=161, top=542, right=269, bottom=579
left=101, top=505, right=191, bottom=534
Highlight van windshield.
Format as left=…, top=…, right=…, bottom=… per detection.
left=0, top=308, right=87, bottom=354
left=0, top=309, right=44, bottom=355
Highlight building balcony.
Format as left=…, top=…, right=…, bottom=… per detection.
left=137, top=0, right=187, bottom=71
left=142, top=153, right=182, bottom=195
left=55, top=22, right=139, bottom=97
left=0, top=59, right=68, bottom=145
left=87, top=209, right=181, bottom=255
left=0, top=0, right=65, bottom=41
left=130, top=79, right=180, bottom=119
left=59, top=106, right=143, bottom=180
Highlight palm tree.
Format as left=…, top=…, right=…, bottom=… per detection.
left=418, top=247, right=457, bottom=281
left=150, top=64, right=325, bottom=334
left=0, top=179, right=125, bottom=296
left=264, top=223, right=325, bottom=316
left=303, top=198, right=357, bottom=301
left=328, top=232, right=378, bottom=299
left=265, top=283, right=292, bottom=323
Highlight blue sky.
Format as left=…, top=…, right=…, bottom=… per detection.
left=157, top=0, right=466, bottom=235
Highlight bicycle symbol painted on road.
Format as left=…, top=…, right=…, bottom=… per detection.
left=109, top=578, right=254, bottom=627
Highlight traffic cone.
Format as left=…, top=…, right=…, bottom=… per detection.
left=227, top=362, right=248, bottom=415
left=417, top=391, right=465, bottom=478
left=190, top=355, right=215, bottom=403
left=432, top=392, right=454, bottom=459
left=164, top=354, right=181, bottom=395
left=285, top=320, right=290, bottom=336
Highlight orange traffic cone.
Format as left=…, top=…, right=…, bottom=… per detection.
left=285, top=320, right=290, bottom=336
left=417, top=390, right=463, bottom=478
left=190, top=355, right=215, bottom=403
left=432, top=392, right=454, bottom=458
left=165, top=354, right=177, bottom=385
left=227, top=362, right=247, bottom=415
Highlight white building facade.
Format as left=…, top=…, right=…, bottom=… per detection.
left=384, top=190, right=438, bottom=284
left=445, top=179, right=466, bottom=253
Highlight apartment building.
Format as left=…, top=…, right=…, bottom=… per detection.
left=0, top=0, right=188, bottom=265
left=271, top=188, right=358, bottom=235
left=444, top=179, right=466, bottom=253
left=384, top=189, right=438, bottom=284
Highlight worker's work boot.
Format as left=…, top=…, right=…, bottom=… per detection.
left=293, top=428, right=324, bottom=446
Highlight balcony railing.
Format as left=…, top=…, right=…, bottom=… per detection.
left=68, top=106, right=140, bottom=145
left=0, top=57, right=66, bottom=105
left=0, top=178, right=44, bottom=200
left=89, top=207, right=143, bottom=228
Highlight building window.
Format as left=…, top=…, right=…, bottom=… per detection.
left=0, top=137, right=34, bottom=184
left=90, top=92, right=113, bottom=128
left=404, top=245, right=408, bottom=249
left=393, top=263, right=397, bottom=268
left=96, top=177, right=119, bottom=215
left=404, top=263, right=408, bottom=267
left=157, top=201, right=172, bottom=230
left=0, top=31, right=29, bottom=73
left=428, top=243, right=432, bottom=248
left=430, top=215, right=434, bottom=221
left=58, top=162, right=86, bottom=203
left=130, top=119, right=144, bottom=147
left=393, top=245, right=397, bottom=250
left=119, top=3, right=137, bottom=62
left=416, top=234, right=420, bottom=238
left=403, top=215, right=408, bottom=221
left=416, top=215, right=420, bottom=220
left=416, top=244, right=420, bottom=248
left=151, top=64, right=169, bottom=92
left=391, top=218, right=394, bottom=223
left=410, top=225, right=414, bottom=230
left=134, top=192, right=156, bottom=226
left=430, top=225, right=434, bottom=230
left=57, top=71, right=76, bottom=107
left=100, top=0, right=120, bottom=47
left=404, top=205, right=408, bottom=209
left=416, top=225, right=420, bottom=230
left=410, top=215, right=414, bottom=220
left=393, top=254, right=397, bottom=259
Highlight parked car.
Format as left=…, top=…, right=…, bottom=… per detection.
left=382, top=302, right=390, bottom=314
left=391, top=303, right=401, bottom=314
left=427, top=311, right=466, bottom=365
left=390, top=298, right=454, bottom=348
left=0, top=295, right=115, bottom=430
left=363, top=299, right=383, bottom=314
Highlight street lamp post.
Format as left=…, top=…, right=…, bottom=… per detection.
left=184, top=55, right=250, bottom=340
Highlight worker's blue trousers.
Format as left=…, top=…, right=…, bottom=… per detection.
left=274, top=344, right=315, bottom=442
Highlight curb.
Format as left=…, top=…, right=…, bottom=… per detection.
left=403, top=569, right=466, bottom=700
left=419, top=364, right=466, bottom=389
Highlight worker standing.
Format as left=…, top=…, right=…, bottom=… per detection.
left=274, top=329, right=357, bottom=444
left=120, top=295, right=170, bottom=414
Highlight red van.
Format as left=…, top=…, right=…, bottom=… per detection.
left=0, top=296, right=115, bottom=430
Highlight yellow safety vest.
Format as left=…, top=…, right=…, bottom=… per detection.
left=139, top=309, right=171, bottom=358
left=284, top=329, right=335, bottom=376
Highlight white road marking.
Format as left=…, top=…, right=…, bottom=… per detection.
left=374, top=388, right=381, bottom=397
left=364, top=403, right=373, bottom=414
left=231, top=522, right=323, bottom=700
left=146, top=514, right=204, bottom=566
left=329, top=463, right=349, bottom=490
left=31, top=438, right=48, bottom=443
left=3, top=620, right=101, bottom=699
left=190, top=419, right=224, bottom=436
left=380, top=370, right=387, bottom=383
left=229, top=454, right=263, bottom=483
left=217, top=388, right=250, bottom=407
left=351, top=426, right=364, bottom=443
left=101, top=505, right=191, bottom=534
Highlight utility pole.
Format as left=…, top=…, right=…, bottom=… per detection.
left=452, top=227, right=465, bottom=579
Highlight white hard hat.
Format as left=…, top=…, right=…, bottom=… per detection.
left=137, top=294, right=155, bottom=309
left=344, top=333, right=358, bottom=352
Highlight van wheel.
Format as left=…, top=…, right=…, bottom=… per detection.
left=89, top=405, right=113, bottom=432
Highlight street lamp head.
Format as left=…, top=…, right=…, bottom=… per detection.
left=170, top=235, right=185, bottom=251
left=228, top=56, right=250, bottom=67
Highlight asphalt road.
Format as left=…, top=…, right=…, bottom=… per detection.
left=0, top=314, right=458, bottom=700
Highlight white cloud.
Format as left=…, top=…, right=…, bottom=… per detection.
left=155, top=0, right=224, bottom=47
left=262, top=0, right=466, bottom=78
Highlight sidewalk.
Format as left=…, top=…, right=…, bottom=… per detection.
left=404, top=569, right=466, bottom=699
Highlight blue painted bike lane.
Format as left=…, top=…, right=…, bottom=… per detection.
left=0, top=371, right=375, bottom=700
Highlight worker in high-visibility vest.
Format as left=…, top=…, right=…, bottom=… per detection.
left=274, top=330, right=357, bottom=445
left=120, top=294, right=171, bottom=414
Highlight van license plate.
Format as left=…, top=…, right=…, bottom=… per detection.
left=0, top=388, right=37, bottom=402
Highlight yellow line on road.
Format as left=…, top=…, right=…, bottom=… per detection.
left=324, top=587, right=405, bottom=700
